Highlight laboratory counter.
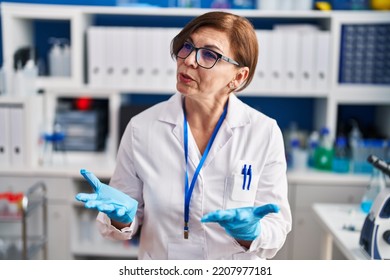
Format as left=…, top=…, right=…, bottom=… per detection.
left=313, top=203, right=369, bottom=260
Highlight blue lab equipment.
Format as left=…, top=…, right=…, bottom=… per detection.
left=76, top=169, right=138, bottom=224
left=359, top=155, right=390, bottom=259
left=360, top=166, right=386, bottom=214
left=201, top=204, right=279, bottom=241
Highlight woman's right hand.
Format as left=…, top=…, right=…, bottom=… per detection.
left=75, top=169, right=138, bottom=225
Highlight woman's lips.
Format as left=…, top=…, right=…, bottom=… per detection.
left=179, top=73, right=195, bottom=83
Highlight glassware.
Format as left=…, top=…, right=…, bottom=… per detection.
left=360, top=168, right=387, bottom=213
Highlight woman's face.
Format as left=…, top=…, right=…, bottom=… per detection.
left=176, top=27, right=242, bottom=103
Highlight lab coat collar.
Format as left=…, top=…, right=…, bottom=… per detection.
left=158, top=92, right=251, bottom=168
left=158, top=92, right=185, bottom=149
left=158, top=92, right=251, bottom=129
left=158, top=92, right=184, bottom=126
left=226, top=93, right=251, bottom=129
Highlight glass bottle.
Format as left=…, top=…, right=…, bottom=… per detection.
left=314, top=127, right=334, bottom=171
left=285, top=122, right=299, bottom=169
left=360, top=168, right=387, bottom=214
left=332, top=136, right=350, bottom=173
left=307, top=131, right=319, bottom=168
left=349, top=120, right=362, bottom=173
left=289, top=137, right=308, bottom=171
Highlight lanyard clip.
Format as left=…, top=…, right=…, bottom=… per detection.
left=184, top=222, right=189, bottom=239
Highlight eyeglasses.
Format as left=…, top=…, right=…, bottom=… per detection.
left=176, top=41, right=240, bottom=69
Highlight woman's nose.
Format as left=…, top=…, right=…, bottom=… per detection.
left=184, top=50, right=198, bottom=68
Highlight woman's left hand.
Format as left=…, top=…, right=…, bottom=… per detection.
left=201, top=204, right=279, bottom=241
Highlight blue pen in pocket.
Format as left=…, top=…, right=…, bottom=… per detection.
left=247, top=165, right=252, bottom=190
left=241, top=164, right=247, bottom=190
left=227, top=161, right=257, bottom=206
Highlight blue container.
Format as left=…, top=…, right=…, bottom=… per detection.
left=330, top=0, right=370, bottom=10
left=332, top=136, right=350, bottom=173
left=352, top=139, right=388, bottom=174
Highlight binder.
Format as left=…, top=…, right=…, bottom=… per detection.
left=269, top=31, right=285, bottom=91
left=87, top=27, right=106, bottom=88
left=298, top=30, right=316, bottom=91
left=0, top=106, right=11, bottom=166
left=104, top=27, right=122, bottom=88
left=134, top=28, right=149, bottom=90
left=283, top=30, right=300, bottom=91
left=163, top=28, right=180, bottom=91
left=115, top=27, right=126, bottom=89
left=150, top=28, right=165, bottom=90
left=120, top=27, right=136, bottom=89
left=314, top=31, right=330, bottom=91
left=9, top=106, right=24, bottom=166
left=251, top=30, right=272, bottom=92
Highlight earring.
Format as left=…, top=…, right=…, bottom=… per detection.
left=229, top=82, right=235, bottom=90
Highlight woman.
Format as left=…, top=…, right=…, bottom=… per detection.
left=76, top=11, right=292, bottom=260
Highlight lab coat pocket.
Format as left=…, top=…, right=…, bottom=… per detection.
left=224, top=174, right=259, bottom=210
left=168, top=240, right=205, bottom=259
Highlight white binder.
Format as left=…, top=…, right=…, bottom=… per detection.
left=120, top=27, right=136, bottom=89
left=163, top=28, right=180, bottom=91
left=298, top=30, right=316, bottom=91
left=283, top=30, right=300, bottom=91
left=87, top=27, right=106, bottom=88
left=150, top=28, right=165, bottom=90
left=134, top=28, right=150, bottom=90
left=0, top=106, right=11, bottom=166
left=314, top=31, right=330, bottom=91
left=269, top=31, right=285, bottom=91
left=104, top=27, right=122, bottom=88
left=251, top=30, right=272, bottom=92
left=9, top=106, right=24, bottom=166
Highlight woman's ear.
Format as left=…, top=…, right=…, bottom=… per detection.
left=233, top=67, right=249, bottom=88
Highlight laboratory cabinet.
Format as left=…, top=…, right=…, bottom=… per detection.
left=280, top=172, right=369, bottom=260
left=0, top=3, right=389, bottom=260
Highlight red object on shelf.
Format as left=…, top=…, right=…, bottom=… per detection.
left=75, top=97, right=93, bottom=111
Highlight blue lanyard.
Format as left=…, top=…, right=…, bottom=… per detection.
left=183, top=99, right=228, bottom=239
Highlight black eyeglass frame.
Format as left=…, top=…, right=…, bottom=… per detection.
left=176, top=41, right=240, bottom=69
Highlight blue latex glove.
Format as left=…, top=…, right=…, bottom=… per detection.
left=201, top=204, right=279, bottom=241
left=75, top=169, right=138, bottom=224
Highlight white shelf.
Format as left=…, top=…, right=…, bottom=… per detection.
left=2, top=3, right=331, bottom=18
left=0, top=95, right=32, bottom=104
left=287, top=169, right=370, bottom=185
left=0, top=149, right=116, bottom=180
left=333, top=86, right=390, bottom=104
left=242, top=89, right=329, bottom=98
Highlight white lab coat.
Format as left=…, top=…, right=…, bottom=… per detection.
left=97, top=92, right=292, bottom=260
